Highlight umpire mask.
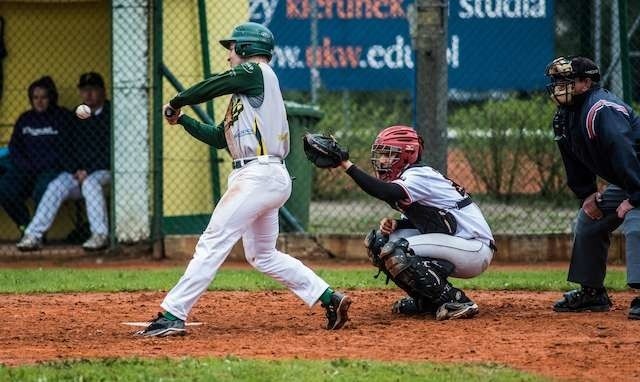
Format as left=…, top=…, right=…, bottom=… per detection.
left=545, top=56, right=600, bottom=106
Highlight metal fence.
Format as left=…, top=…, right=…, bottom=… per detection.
left=0, top=0, right=637, bottom=254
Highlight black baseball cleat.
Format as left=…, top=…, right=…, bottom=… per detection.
left=628, top=297, right=640, bottom=320
left=392, top=296, right=438, bottom=316
left=136, top=312, right=186, bottom=337
left=322, top=291, right=351, bottom=330
left=553, top=287, right=612, bottom=312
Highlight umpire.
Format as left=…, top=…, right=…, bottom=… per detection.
left=545, top=56, right=640, bottom=319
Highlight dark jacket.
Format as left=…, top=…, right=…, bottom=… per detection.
left=63, top=100, right=111, bottom=173
left=555, top=86, right=640, bottom=206
left=9, top=106, right=72, bottom=174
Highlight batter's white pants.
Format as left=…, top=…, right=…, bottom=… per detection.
left=390, top=230, right=493, bottom=278
left=25, top=170, right=111, bottom=239
left=161, top=161, right=330, bottom=321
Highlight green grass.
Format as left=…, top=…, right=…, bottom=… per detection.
left=0, top=267, right=629, bottom=294
left=0, top=357, right=547, bottom=382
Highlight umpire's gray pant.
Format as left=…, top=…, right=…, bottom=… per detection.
left=25, top=170, right=111, bottom=239
left=569, top=184, right=640, bottom=288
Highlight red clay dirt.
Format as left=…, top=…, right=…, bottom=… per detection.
left=2, top=289, right=639, bottom=381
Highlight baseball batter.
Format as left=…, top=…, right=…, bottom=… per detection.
left=339, top=126, right=495, bottom=319
left=138, top=22, right=351, bottom=337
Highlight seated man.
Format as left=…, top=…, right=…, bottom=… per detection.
left=339, top=126, right=495, bottom=319
left=0, top=76, right=71, bottom=236
left=18, top=72, right=111, bottom=251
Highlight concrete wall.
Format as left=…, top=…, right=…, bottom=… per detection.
left=163, top=233, right=628, bottom=264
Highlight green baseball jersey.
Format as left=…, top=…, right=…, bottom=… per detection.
left=172, top=62, right=289, bottom=159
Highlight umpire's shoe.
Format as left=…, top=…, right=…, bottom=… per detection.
left=629, top=297, right=640, bottom=320
left=323, top=291, right=351, bottom=330
left=553, top=287, right=612, bottom=312
left=137, top=312, right=186, bottom=337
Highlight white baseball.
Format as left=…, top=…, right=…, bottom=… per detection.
left=75, top=104, right=92, bottom=119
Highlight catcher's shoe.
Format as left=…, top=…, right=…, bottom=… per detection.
left=392, top=296, right=438, bottom=315
left=553, top=287, right=612, bottom=312
left=435, top=301, right=479, bottom=321
left=137, top=312, right=186, bottom=337
left=16, top=234, right=42, bottom=251
left=628, top=297, right=640, bottom=320
left=322, top=291, right=351, bottom=330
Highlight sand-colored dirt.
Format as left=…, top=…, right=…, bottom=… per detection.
left=2, top=289, right=639, bottom=382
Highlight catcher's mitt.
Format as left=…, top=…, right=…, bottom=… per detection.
left=303, top=133, right=349, bottom=169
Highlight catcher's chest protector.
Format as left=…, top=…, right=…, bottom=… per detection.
left=398, top=202, right=458, bottom=235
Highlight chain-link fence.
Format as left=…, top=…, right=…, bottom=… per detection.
left=0, top=1, right=112, bottom=253
left=0, top=0, right=637, bottom=254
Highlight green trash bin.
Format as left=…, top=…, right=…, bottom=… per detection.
left=281, top=101, right=323, bottom=232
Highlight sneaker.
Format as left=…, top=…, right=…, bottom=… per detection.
left=435, top=301, right=479, bottom=320
left=322, top=291, right=351, bottom=330
left=629, top=297, right=640, bottom=320
left=136, top=312, right=186, bottom=337
left=392, top=296, right=438, bottom=315
left=553, top=287, right=612, bottom=312
left=16, top=234, right=42, bottom=251
left=82, top=234, right=108, bottom=251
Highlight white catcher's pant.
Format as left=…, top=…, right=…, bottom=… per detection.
left=161, top=161, right=330, bottom=321
left=390, top=229, right=493, bottom=278
left=25, top=170, right=111, bottom=238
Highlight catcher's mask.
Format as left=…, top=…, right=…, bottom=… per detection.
left=545, top=56, right=600, bottom=106
left=220, top=22, right=274, bottom=60
left=371, top=126, right=423, bottom=181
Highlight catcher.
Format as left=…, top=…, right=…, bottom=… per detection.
left=304, top=126, right=496, bottom=319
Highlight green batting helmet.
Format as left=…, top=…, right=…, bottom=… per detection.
left=219, top=22, right=274, bottom=59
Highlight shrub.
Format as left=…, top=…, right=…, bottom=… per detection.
left=449, top=94, right=569, bottom=201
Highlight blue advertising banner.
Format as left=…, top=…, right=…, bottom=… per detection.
left=249, top=0, right=554, bottom=91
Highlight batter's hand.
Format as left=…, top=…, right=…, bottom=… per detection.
left=163, top=103, right=181, bottom=125
left=582, top=191, right=603, bottom=220
left=379, top=217, right=397, bottom=235
left=617, top=199, right=634, bottom=219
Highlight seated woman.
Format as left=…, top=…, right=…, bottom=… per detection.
left=0, top=76, right=71, bottom=239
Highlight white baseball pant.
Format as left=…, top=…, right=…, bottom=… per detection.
left=390, top=229, right=493, bottom=278
left=161, top=161, right=329, bottom=321
left=25, top=170, right=111, bottom=238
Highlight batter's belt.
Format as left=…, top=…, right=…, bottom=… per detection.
left=232, top=155, right=283, bottom=169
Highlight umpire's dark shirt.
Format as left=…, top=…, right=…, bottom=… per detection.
left=556, top=86, right=640, bottom=206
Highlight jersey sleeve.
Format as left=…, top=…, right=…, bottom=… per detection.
left=169, top=63, right=264, bottom=108
left=592, top=106, right=640, bottom=206
left=392, top=168, right=436, bottom=204
left=178, top=114, right=227, bottom=149
left=345, top=165, right=406, bottom=204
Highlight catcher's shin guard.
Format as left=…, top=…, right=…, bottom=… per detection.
left=364, top=229, right=388, bottom=267
left=379, top=239, right=456, bottom=301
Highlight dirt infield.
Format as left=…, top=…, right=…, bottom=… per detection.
left=2, top=289, right=639, bottom=381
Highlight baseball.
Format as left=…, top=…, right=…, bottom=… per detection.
left=75, top=104, right=91, bottom=119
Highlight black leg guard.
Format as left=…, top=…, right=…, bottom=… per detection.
left=380, top=239, right=454, bottom=302
left=392, top=295, right=440, bottom=315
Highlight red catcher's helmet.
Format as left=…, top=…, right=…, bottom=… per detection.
left=371, top=125, right=423, bottom=181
